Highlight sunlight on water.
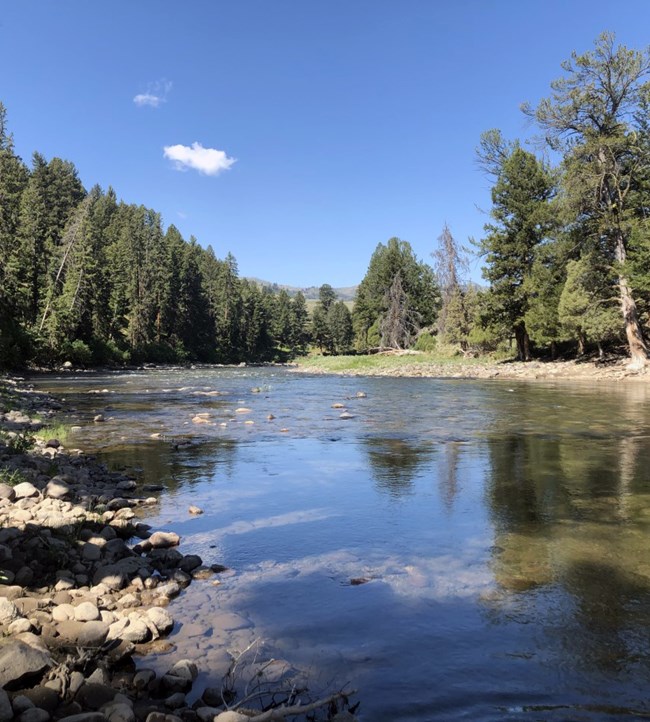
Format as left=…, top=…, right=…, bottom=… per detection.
left=32, top=368, right=650, bottom=721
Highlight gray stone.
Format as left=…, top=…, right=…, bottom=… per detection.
left=13, top=482, right=39, bottom=499
left=52, top=603, right=75, bottom=622
left=12, top=694, right=35, bottom=712
left=45, top=478, right=70, bottom=500
left=74, top=602, right=100, bottom=622
left=100, top=701, right=134, bottom=722
left=18, top=709, right=50, bottom=722
left=0, top=597, right=19, bottom=624
left=179, top=555, right=201, bottom=573
left=0, top=688, right=11, bottom=721
left=167, top=659, right=197, bottom=681
left=8, top=618, right=32, bottom=634
left=74, top=683, right=115, bottom=710
left=154, top=581, right=180, bottom=600
left=188, top=505, right=203, bottom=515
left=146, top=607, right=173, bottom=635
left=55, top=620, right=109, bottom=647
left=0, top=486, right=15, bottom=502
left=0, top=639, right=52, bottom=688
left=214, top=713, right=249, bottom=722
left=163, top=692, right=185, bottom=709
left=132, top=669, right=156, bottom=689
left=147, top=532, right=180, bottom=549
left=14, top=566, right=34, bottom=587
left=92, top=565, right=126, bottom=591
left=159, top=674, right=191, bottom=694
left=59, top=713, right=108, bottom=721
left=19, top=687, right=59, bottom=713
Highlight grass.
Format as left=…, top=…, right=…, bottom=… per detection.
left=294, top=350, right=485, bottom=373
left=34, top=422, right=70, bottom=444
left=0, top=467, right=29, bottom=486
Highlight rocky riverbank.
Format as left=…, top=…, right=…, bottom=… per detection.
left=0, top=378, right=354, bottom=722
left=294, top=354, right=650, bottom=382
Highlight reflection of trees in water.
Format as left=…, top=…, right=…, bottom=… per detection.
left=362, top=437, right=433, bottom=498
left=101, top=438, right=239, bottom=492
left=484, top=429, right=650, bottom=674
left=438, top=442, right=462, bottom=511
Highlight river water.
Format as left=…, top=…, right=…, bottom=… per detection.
left=31, top=367, right=650, bottom=721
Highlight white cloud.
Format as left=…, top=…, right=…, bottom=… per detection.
left=163, top=142, right=237, bottom=176
left=133, top=79, right=172, bottom=108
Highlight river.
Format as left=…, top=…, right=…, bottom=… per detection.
left=31, top=367, right=650, bottom=721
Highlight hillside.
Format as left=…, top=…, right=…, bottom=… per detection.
left=247, top=278, right=358, bottom=301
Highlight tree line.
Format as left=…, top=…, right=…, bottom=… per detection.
left=2, top=32, right=650, bottom=368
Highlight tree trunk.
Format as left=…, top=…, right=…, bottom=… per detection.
left=550, top=340, right=557, bottom=360
left=615, top=232, right=648, bottom=368
left=577, top=332, right=586, bottom=356
left=513, top=323, right=530, bottom=361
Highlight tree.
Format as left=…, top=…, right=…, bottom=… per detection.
left=526, top=32, right=650, bottom=367
left=353, top=237, right=439, bottom=350
left=478, top=141, right=556, bottom=360
left=558, top=256, right=621, bottom=357
left=318, top=284, right=337, bottom=312
left=432, top=223, right=469, bottom=340
left=327, top=301, right=354, bottom=353
left=289, top=291, right=309, bottom=353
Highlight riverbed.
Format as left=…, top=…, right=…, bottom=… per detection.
left=31, top=367, right=650, bottom=721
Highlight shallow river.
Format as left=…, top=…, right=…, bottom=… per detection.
left=31, top=367, right=650, bottom=721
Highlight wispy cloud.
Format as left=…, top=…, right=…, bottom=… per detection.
left=133, top=79, right=172, bottom=108
left=163, top=142, right=237, bottom=176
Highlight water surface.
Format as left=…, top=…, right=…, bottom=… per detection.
left=33, top=368, right=650, bottom=721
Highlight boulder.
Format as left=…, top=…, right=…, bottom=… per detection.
left=12, top=482, right=39, bottom=499
left=55, top=620, right=109, bottom=647
left=0, top=598, right=20, bottom=625
left=0, top=639, right=52, bottom=688
left=147, top=532, right=180, bottom=549
left=0, top=689, right=11, bottom=721
left=45, top=478, right=70, bottom=499
left=74, top=602, right=100, bottom=622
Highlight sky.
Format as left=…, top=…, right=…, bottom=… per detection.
left=2, top=1, right=650, bottom=289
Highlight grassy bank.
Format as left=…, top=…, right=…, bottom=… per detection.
left=293, top=351, right=484, bottom=374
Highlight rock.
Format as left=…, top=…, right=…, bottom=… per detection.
left=11, top=694, right=33, bottom=713
left=18, top=709, right=50, bottom=722
left=74, top=602, right=100, bottom=622
left=188, top=506, right=203, bottom=515
left=100, top=701, right=134, bottom=722
left=144, top=714, right=182, bottom=722
left=62, top=361, right=73, bottom=369
left=118, top=619, right=150, bottom=644
left=13, top=482, right=39, bottom=499
left=0, top=638, right=52, bottom=688
left=147, top=532, right=180, bottom=549
left=82, top=543, right=102, bottom=562
left=146, top=607, right=173, bottom=635
left=196, top=708, right=220, bottom=722
left=179, top=555, right=201, bottom=573
left=75, top=683, right=116, bottom=710
left=58, top=714, right=107, bottom=722
left=355, top=391, right=367, bottom=398
left=45, top=478, right=70, bottom=499
left=0, top=688, right=11, bottom=721
left=163, top=692, right=185, bottom=709
left=44, top=439, right=60, bottom=448
left=154, top=582, right=181, bottom=600
left=92, top=565, right=126, bottom=591
left=214, top=713, right=250, bottom=722
left=339, top=412, right=355, bottom=419
left=20, top=686, right=59, bottom=712
left=55, top=620, right=109, bottom=647
left=52, top=604, right=75, bottom=622
left=160, top=675, right=191, bottom=695
left=0, top=485, right=15, bottom=502
left=93, top=415, right=105, bottom=423
left=0, top=597, right=20, bottom=624
left=132, top=669, right=156, bottom=689
left=8, top=618, right=32, bottom=634
left=168, top=659, right=197, bottom=681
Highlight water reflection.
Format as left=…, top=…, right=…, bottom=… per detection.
left=362, top=437, right=434, bottom=497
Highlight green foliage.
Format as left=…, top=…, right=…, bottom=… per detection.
left=353, top=237, right=440, bottom=351
left=414, top=331, right=437, bottom=352
left=0, top=467, right=29, bottom=486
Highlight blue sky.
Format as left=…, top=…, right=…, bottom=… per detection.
left=2, top=1, right=650, bottom=288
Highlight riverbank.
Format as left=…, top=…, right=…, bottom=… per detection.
left=292, top=352, right=649, bottom=382
left=0, top=377, right=354, bottom=722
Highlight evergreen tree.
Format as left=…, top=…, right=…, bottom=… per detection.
left=353, top=237, right=439, bottom=351
left=478, top=141, right=555, bottom=360
left=526, top=32, right=650, bottom=367
left=289, top=291, right=309, bottom=353
left=327, top=301, right=354, bottom=353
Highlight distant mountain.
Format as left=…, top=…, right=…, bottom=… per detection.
left=246, top=278, right=358, bottom=301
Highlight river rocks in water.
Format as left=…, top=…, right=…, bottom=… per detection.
left=187, top=505, right=203, bottom=515
left=235, top=408, right=251, bottom=414
left=0, top=637, right=52, bottom=688
left=145, top=532, right=180, bottom=550
left=331, top=403, right=345, bottom=409
left=339, top=411, right=355, bottom=420
left=93, top=415, right=105, bottom=423
left=178, top=555, right=202, bottom=573
left=145, top=607, right=173, bottom=635
left=355, top=391, right=367, bottom=398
